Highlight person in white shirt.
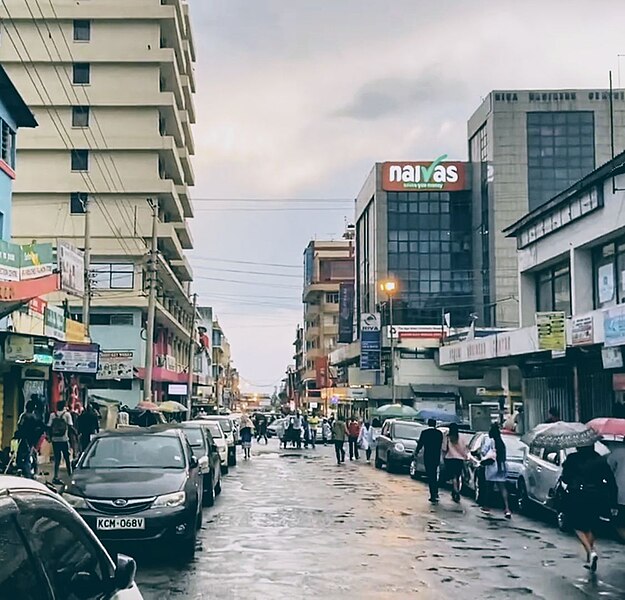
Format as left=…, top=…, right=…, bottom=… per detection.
left=47, top=400, right=74, bottom=484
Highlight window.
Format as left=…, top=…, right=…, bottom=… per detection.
left=90, top=313, right=134, bottom=326
left=16, top=495, right=113, bottom=600
left=318, top=259, right=354, bottom=281
left=1, top=120, right=15, bottom=168
left=592, top=240, right=625, bottom=309
left=325, top=292, right=339, bottom=304
left=71, top=106, right=90, bottom=128
left=73, top=19, right=91, bottom=41
left=535, top=262, right=571, bottom=315
left=69, top=192, right=87, bottom=214
left=72, top=62, right=90, bottom=84
left=70, top=149, right=89, bottom=171
left=92, top=263, right=134, bottom=290
left=0, top=508, right=46, bottom=599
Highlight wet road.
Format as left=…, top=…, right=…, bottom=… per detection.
left=135, top=441, right=625, bottom=599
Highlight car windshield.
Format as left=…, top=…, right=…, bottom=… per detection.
left=205, top=423, right=223, bottom=438
left=211, top=419, right=232, bottom=432
left=503, top=436, right=525, bottom=460
left=82, top=435, right=185, bottom=469
left=181, top=427, right=205, bottom=447
left=393, top=423, right=422, bottom=440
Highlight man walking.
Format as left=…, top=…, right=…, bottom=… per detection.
left=308, top=412, right=320, bottom=449
left=332, top=416, right=348, bottom=465
left=256, top=413, right=268, bottom=444
left=292, top=411, right=303, bottom=449
left=415, top=419, right=443, bottom=503
left=76, top=403, right=100, bottom=453
left=347, top=417, right=361, bottom=460
left=47, top=400, right=74, bottom=484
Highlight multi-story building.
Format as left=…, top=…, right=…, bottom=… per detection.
left=468, top=89, right=625, bottom=327
left=301, top=237, right=355, bottom=408
left=0, top=0, right=197, bottom=404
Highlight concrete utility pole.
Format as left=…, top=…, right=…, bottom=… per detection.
left=144, top=199, right=158, bottom=402
left=82, top=196, right=91, bottom=335
left=186, top=292, right=198, bottom=420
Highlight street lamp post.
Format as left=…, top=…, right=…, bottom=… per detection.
left=380, top=280, right=397, bottom=405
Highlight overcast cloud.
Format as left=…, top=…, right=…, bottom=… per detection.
left=187, top=0, right=625, bottom=391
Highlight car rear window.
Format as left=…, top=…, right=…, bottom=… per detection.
left=83, top=435, right=185, bottom=469
left=210, top=419, right=232, bottom=432
left=182, top=427, right=204, bottom=447
left=205, top=423, right=223, bottom=438
left=393, top=423, right=423, bottom=440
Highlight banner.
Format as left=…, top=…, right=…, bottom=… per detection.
left=97, top=351, right=134, bottom=380
left=604, top=305, right=625, bottom=347
left=338, top=282, right=354, bottom=344
left=65, top=319, right=86, bottom=342
left=58, top=241, right=85, bottom=297
left=315, top=356, right=329, bottom=388
left=53, top=342, right=99, bottom=373
left=0, top=241, right=54, bottom=282
left=360, top=312, right=381, bottom=371
left=44, top=306, right=66, bottom=340
left=536, top=311, right=566, bottom=351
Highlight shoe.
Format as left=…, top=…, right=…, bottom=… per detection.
left=589, top=551, right=598, bottom=572
left=504, top=511, right=512, bottom=519
left=428, top=497, right=438, bottom=504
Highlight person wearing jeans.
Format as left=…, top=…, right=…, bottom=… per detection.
left=415, top=419, right=443, bottom=503
left=332, top=417, right=348, bottom=465
left=47, top=400, right=74, bottom=484
left=347, top=418, right=361, bottom=460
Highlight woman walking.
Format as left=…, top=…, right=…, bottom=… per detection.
left=443, top=423, right=467, bottom=502
left=480, top=423, right=511, bottom=518
left=357, top=421, right=376, bottom=463
left=239, top=414, right=254, bottom=460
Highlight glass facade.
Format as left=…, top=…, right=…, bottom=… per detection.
left=527, top=111, right=595, bottom=211
left=387, top=191, right=473, bottom=326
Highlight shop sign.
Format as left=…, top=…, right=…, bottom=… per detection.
left=65, top=319, right=86, bottom=343
left=388, top=325, right=445, bottom=340
left=602, top=347, right=624, bottom=369
left=382, top=156, right=466, bottom=192
left=57, top=241, right=84, bottom=298
left=360, top=312, right=381, bottom=371
left=338, top=282, right=354, bottom=344
left=536, top=311, right=566, bottom=351
left=315, top=356, right=329, bottom=389
left=604, top=305, right=625, bottom=347
left=0, top=240, right=20, bottom=281
left=19, top=242, right=54, bottom=281
left=28, top=297, right=47, bottom=315
left=571, top=315, right=594, bottom=346
left=5, top=335, right=34, bottom=362
left=53, top=342, right=99, bottom=374
left=44, top=306, right=66, bottom=340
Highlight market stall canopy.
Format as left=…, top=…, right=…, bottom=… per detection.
left=521, top=421, right=601, bottom=449
left=136, top=400, right=159, bottom=411
left=372, top=404, right=418, bottom=419
left=158, top=400, right=187, bottom=413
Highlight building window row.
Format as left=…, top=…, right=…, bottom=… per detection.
left=325, top=292, right=339, bottom=304
left=536, top=261, right=571, bottom=315
left=71, top=149, right=89, bottom=172
left=0, top=119, right=15, bottom=169
left=90, top=313, right=134, bottom=326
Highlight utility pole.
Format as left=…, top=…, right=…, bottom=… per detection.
left=186, top=292, right=198, bottom=420
left=143, top=199, right=158, bottom=402
left=82, top=196, right=91, bottom=335
left=389, top=293, right=396, bottom=404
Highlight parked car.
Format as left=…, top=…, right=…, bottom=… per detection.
left=177, top=422, right=222, bottom=505
left=375, top=419, right=426, bottom=473
left=462, top=431, right=526, bottom=503
left=267, top=417, right=286, bottom=438
left=0, top=475, right=142, bottom=599
left=517, top=441, right=609, bottom=528
left=198, top=415, right=237, bottom=465
left=196, top=420, right=229, bottom=474
left=63, top=427, right=203, bottom=562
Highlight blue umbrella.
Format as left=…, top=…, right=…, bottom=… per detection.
left=416, top=409, right=460, bottom=424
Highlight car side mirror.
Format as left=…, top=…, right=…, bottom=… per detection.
left=113, top=554, right=136, bottom=591
left=198, top=455, right=209, bottom=468
left=189, top=456, right=199, bottom=469
left=69, top=572, right=101, bottom=599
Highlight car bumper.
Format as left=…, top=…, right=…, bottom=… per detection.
left=78, top=504, right=195, bottom=545
left=389, top=449, right=414, bottom=467
left=217, top=447, right=228, bottom=464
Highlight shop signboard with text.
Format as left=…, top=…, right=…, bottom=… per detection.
left=604, top=305, right=625, bottom=347
left=338, top=282, right=354, bottom=344
left=382, top=156, right=467, bottom=192
left=53, top=342, right=99, bottom=374
left=0, top=241, right=54, bottom=283
left=536, top=312, right=566, bottom=351
left=44, top=306, right=65, bottom=341
left=360, top=312, right=381, bottom=371
left=97, top=351, right=134, bottom=380
left=571, top=315, right=594, bottom=346
left=57, top=241, right=85, bottom=297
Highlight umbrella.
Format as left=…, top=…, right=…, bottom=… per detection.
left=416, top=409, right=461, bottom=424
left=136, top=400, right=159, bottom=411
left=588, top=418, right=625, bottom=437
left=521, top=421, right=601, bottom=450
left=372, top=404, right=418, bottom=418
left=158, top=400, right=188, bottom=413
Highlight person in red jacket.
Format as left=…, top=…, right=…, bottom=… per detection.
left=347, top=417, right=361, bottom=461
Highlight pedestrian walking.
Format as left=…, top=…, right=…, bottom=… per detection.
left=292, top=411, right=303, bottom=449
left=607, top=442, right=625, bottom=542
left=308, top=412, right=320, bottom=448
left=561, top=444, right=618, bottom=571
left=322, top=418, right=331, bottom=446
left=239, top=414, right=254, bottom=460
left=415, top=419, right=443, bottom=503
left=14, top=400, right=45, bottom=479
left=47, top=401, right=74, bottom=484
left=302, top=414, right=311, bottom=448
left=256, top=413, right=268, bottom=444
left=76, top=403, right=100, bottom=453
left=357, top=421, right=376, bottom=463
left=442, top=422, right=467, bottom=503
left=347, top=417, right=361, bottom=460
left=332, top=416, right=348, bottom=465
left=481, top=423, right=512, bottom=518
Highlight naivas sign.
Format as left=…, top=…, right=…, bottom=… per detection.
left=382, top=155, right=467, bottom=192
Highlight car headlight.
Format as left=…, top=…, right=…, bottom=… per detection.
left=153, top=491, right=186, bottom=508
left=63, top=492, right=88, bottom=509
left=394, top=442, right=405, bottom=452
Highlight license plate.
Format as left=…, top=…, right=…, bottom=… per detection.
left=96, top=517, right=145, bottom=530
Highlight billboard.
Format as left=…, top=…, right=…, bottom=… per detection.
left=360, top=312, right=381, bottom=371
left=58, top=241, right=85, bottom=297
left=536, top=311, right=566, bottom=351
left=338, top=282, right=354, bottom=343
left=0, top=240, right=54, bottom=282
left=97, top=351, right=134, bottom=380
left=53, top=342, right=99, bottom=373
left=382, top=156, right=467, bottom=192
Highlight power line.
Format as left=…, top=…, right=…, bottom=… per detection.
left=191, top=264, right=302, bottom=279
left=191, top=257, right=301, bottom=269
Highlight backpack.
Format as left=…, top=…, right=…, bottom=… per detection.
left=51, top=412, right=68, bottom=438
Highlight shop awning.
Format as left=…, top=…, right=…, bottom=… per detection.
left=0, top=274, right=59, bottom=319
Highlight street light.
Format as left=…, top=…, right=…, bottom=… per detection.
left=379, top=279, right=397, bottom=404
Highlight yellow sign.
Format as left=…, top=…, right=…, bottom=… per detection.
left=536, top=311, right=566, bottom=351
left=65, top=319, right=86, bottom=342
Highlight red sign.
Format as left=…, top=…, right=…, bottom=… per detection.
left=29, top=297, right=47, bottom=315
left=315, top=356, right=329, bottom=389
left=382, top=160, right=467, bottom=192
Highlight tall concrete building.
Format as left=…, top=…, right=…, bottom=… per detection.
left=0, top=0, right=196, bottom=404
left=468, top=89, right=625, bottom=327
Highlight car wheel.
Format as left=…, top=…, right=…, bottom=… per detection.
left=409, top=461, right=419, bottom=480
left=221, top=463, right=229, bottom=475
left=215, top=479, right=222, bottom=496
left=203, top=477, right=215, bottom=507
left=179, top=524, right=198, bottom=563
left=517, top=479, right=531, bottom=515
left=374, top=450, right=383, bottom=469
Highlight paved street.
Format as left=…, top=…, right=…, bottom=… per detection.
left=136, top=441, right=625, bottom=599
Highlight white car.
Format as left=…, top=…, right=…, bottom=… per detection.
left=197, top=420, right=230, bottom=474
left=0, top=475, right=143, bottom=599
left=198, top=416, right=238, bottom=466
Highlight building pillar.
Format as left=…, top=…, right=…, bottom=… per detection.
left=518, top=272, right=536, bottom=327
left=570, top=247, right=593, bottom=315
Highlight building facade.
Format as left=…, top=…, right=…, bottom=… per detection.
left=468, top=89, right=625, bottom=327
left=0, top=0, right=197, bottom=405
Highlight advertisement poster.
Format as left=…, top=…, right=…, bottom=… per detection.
left=598, top=264, right=615, bottom=304
left=571, top=315, right=593, bottom=346
left=44, top=306, right=66, bottom=341
left=338, top=282, right=354, bottom=344
left=604, top=305, right=625, bottom=347
left=536, top=311, right=566, bottom=351
left=53, top=342, right=99, bottom=374
left=360, top=312, right=381, bottom=371
left=58, top=241, right=85, bottom=297
left=97, top=351, right=134, bottom=380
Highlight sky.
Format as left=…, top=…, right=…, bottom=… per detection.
left=186, top=0, right=625, bottom=391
